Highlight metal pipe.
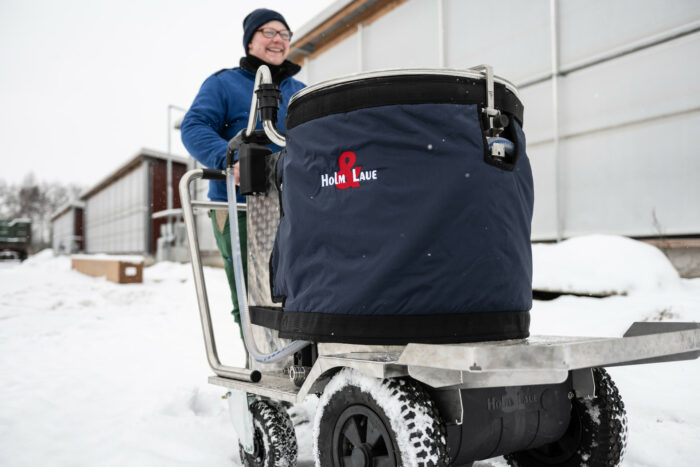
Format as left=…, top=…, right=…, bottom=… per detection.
left=166, top=104, right=187, bottom=255
left=245, top=68, right=266, bottom=137
left=144, top=161, right=151, bottom=255
left=167, top=107, right=173, bottom=214
left=263, top=120, right=286, bottom=147
left=245, top=65, right=286, bottom=147
left=225, top=171, right=310, bottom=363
left=550, top=0, right=563, bottom=242
left=517, top=20, right=700, bottom=90
left=357, top=23, right=364, bottom=71
left=179, top=169, right=261, bottom=383
left=526, top=104, right=700, bottom=148
left=152, top=208, right=183, bottom=220
left=191, top=200, right=246, bottom=212
left=437, top=0, right=445, bottom=67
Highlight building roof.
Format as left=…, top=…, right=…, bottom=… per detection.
left=289, top=0, right=407, bottom=62
left=80, top=148, right=189, bottom=200
left=50, top=201, right=86, bottom=222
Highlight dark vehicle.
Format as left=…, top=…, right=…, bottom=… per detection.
left=0, top=218, right=31, bottom=261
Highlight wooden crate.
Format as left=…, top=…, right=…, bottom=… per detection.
left=71, top=257, right=143, bottom=284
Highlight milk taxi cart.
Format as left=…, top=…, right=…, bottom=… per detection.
left=179, top=65, right=700, bottom=467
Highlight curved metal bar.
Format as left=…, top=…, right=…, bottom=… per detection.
left=245, top=65, right=287, bottom=147
left=263, top=120, right=286, bottom=147
left=245, top=66, right=270, bottom=137
left=179, top=169, right=261, bottom=383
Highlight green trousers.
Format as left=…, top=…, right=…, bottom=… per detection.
left=210, top=210, right=247, bottom=339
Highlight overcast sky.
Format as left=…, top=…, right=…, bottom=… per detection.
left=0, top=0, right=336, bottom=188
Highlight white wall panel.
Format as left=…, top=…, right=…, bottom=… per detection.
left=363, top=0, right=440, bottom=70
left=528, top=143, right=558, bottom=240
left=85, top=166, right=147, bottom=254
left=51, top=211, right=74, bottom=253
left=559, top=0, right=700, bottom=68
left=444, top=0, right=550, bottom=83
left=307, top=31, right=361, bottom=84
left=518, top=80, right=554, bottom=145
left=296, top=58, right=310, bottom=84
left=560, top=110, right=700, bottom=236
left=559, top=31, right=700, bottom=138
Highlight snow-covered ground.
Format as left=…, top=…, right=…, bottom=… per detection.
left=1, top=236, right=699, bottom=466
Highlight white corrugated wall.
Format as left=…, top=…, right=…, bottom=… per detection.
left=51, top=210, right=75, bottom=254
left=297, top=0, right=700, bottom=240
left=84, top=165, right=149, bottom=254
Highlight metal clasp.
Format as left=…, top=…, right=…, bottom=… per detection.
left=471, top=65, right=508, bottom=156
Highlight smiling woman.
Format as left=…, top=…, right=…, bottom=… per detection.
left=180, top=7, right=306, bottom=353
left=247, top=20, right=292, bottom=65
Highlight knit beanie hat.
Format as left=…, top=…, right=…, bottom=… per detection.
left=242, top=8, right=290, bottom=52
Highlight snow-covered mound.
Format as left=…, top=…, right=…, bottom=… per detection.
left=533, top=235, right=680, bottom=296
left=19, top=248, right=61, bottom=267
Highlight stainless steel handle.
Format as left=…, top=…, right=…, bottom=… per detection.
left=179, top=169, right=261, bottom=383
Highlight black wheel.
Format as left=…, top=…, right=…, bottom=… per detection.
left=314, top=369, right=449, bottom=467
left=238, top=399, right=297, bottom=467
left=505, top=368, right=628, bottom=467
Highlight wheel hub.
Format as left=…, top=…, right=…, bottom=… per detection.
left=332, top=404, right=397, bottom=467
left=349, top=444, right=371, bottom=467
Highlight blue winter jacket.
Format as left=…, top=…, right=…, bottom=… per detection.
left=181, top=64, right=305, bottom=202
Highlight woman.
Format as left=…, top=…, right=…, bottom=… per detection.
left=181, top=8, right=305, bottom=340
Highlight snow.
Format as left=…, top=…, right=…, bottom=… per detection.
left=532, top=234, right=680, bottom=296
left=1, top=235, right=699, bottom=466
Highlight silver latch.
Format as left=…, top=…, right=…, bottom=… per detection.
left=471, top=65, right=508, bottom=156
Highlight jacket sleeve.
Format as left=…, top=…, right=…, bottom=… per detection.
left=181, top=75, right=230, bottom=170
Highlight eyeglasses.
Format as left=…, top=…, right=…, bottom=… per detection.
left=257, top=28, right=293, bottom=41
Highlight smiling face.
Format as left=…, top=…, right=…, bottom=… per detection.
left=247, top=20, right=290, bottom=65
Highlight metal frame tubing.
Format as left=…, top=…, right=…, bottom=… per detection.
left=246, top=65, right=287, bottom=147
left=179, top=169, right=261, bottom=383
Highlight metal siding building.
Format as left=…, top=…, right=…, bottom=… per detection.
left=290, top=0, right=700, bottom=241
left=80, top=149, right=188, bottom=255
left=51, top=202, right=84, bottom=254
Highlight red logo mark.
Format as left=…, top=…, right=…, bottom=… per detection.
left=335, top=151, right=361, bottom=189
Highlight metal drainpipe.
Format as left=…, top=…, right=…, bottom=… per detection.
left=550, top=0, right=563, bottom=242
left=144, top=160, right=152, bottom=254
left=166, top=104, right=186, bottom=257
left=437, top=0, right=445, bottom=67
left=358, top=23, right=364, bottom=72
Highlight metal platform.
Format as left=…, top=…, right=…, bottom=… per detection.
left=208, top=322, right=700, bottom=403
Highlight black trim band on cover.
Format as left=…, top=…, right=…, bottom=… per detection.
left=249, top=306, right=530, bottom=345
left=286, top=74, right=524, bottom=131
left=250, top=306, right=283, bottom=329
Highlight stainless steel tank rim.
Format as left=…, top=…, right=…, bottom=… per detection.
left=289, top=68, right=520, bottom=104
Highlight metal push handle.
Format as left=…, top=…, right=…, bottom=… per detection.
left=179, top=169, right=261, bottom=383
left=246, top=65, right=286, bottom=147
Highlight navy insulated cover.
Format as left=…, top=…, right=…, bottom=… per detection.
left=270, top=100, right=534, bottom=344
